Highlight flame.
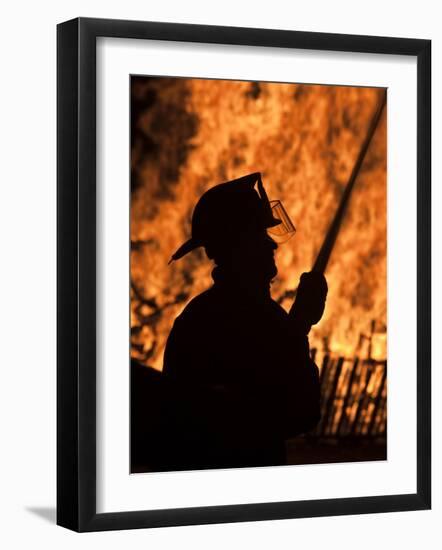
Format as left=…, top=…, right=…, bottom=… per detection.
left=130, top=78, right=387, bottom=371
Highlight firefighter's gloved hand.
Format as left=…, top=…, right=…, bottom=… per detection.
left=290, top=272, right=328, bottom=331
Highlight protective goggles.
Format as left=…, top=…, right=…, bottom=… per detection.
left=267, top=200, right=296, bottom=243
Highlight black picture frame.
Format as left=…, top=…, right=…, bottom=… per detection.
left=57, top=17, right=431, bottom=532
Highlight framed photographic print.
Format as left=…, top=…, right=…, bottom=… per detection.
left=57, top=17, right=431, bottom=532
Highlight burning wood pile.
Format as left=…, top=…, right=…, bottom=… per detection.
left=313, top=350, right=387, bottom=438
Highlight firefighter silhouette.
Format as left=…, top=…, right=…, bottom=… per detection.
left=132, top=172, right=327, bottom=472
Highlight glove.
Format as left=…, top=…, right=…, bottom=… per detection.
left=289, top=271, right=328, bottom=331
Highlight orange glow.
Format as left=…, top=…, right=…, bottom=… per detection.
left=130, top=79, right=387, bottom=372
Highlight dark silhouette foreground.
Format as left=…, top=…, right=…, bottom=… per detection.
left=131, top=173, right=327, bottom=472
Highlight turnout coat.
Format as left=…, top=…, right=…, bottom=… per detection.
left=158, top=277, right=321, bottom=471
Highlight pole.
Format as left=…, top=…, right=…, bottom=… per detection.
left=312, top=89, right=387, bottom=274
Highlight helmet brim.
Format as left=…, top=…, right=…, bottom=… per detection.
left=169, top=238, right=202, bottom=263
left=169, top=217, right=281, bottom=263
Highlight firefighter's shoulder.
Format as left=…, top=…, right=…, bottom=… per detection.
left=174, top=288, right=217, bottom=324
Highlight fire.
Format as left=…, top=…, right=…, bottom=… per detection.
left=131, top=78, right=387, bottom=371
